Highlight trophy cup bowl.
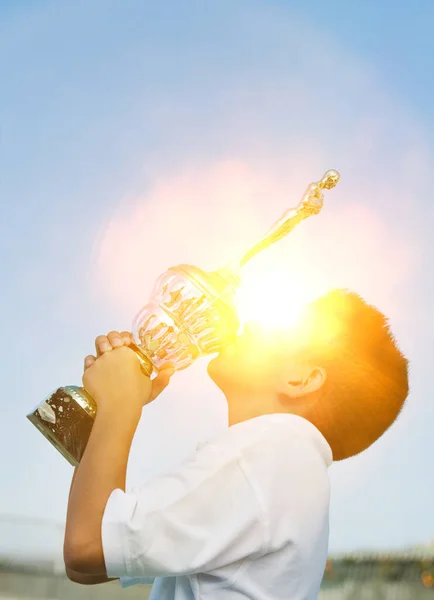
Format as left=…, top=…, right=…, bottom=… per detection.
left=27, top=170, right=340, bottom=466
left=26, top=264, right=241, bottom=466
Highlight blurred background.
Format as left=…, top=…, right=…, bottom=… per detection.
left=1, top=0, right=433, bottom=597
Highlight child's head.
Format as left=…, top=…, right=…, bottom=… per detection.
left=207, top=289, right=409, bottom=460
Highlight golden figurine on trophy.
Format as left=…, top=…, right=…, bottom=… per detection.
left=27, top=170, right=340, bottom=466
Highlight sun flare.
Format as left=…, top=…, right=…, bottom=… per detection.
left=235, top=262, right=317, bottom=333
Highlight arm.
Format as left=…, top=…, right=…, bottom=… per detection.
left=63, top=404, right=141, bottom=575
left=101, top=443, right=265, bottom=579
left=65, top=467, right=111, bottom=585
left=65, top=468, right=118, bottom=584
left=63, top=336, right=171, bottom=576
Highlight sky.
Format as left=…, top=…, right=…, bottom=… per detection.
left=1, top=0, right=434, bottom=561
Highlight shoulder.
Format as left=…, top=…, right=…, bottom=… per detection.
left=183, top=414, right=331, bottom=491
left=220, top=414, right=332, bottom=465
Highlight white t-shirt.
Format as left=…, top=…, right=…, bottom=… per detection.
left=102, top=413, right=333, bottom=599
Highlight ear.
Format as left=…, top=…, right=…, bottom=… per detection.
left=284, top=367, right=327, bottom=398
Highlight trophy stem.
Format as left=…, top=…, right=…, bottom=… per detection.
left=238, top=209, right=306, bottom=267
left=237, top=169, right=340, bottom=269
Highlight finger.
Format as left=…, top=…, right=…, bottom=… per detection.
left=84, top=355, right=96, bottom=370
left=95, top=335, right=112, bottom=357
left=107, top=330, right=124, bottom=348
left=149, top=367, right=175, bottom=402
left=120, top=331, right=133, bottom=346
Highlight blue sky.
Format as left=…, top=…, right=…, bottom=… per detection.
left=1, top=0, right=434, bottom=559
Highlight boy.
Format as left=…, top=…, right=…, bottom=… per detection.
left=64, top=289, right=409, bottom=599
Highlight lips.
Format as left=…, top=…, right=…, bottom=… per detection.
left=220, top=340, right=238, bottom=358
left=220, top=328, right=251, bottom=358
left=225, top=345, right=236, bottom=357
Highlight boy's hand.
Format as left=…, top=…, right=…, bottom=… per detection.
left=82, top=331, right=173, bottom=413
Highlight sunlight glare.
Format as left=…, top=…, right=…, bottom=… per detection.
left=235, top=262, right=317, bottom=332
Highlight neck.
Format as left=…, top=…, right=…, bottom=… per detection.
left=225, top=390, right=315, bottom=427
left=225, top=390, right=283, bottom=427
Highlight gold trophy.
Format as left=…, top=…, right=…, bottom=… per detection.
left=27, top=170, right=340, bottom=466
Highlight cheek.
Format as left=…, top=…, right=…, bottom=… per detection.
left=207, top=352, right=247, bottom=389
left=208, top=345, right=279, bottom=385
left=237, top=343, right=275, bottom=370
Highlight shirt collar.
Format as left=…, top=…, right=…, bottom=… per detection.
left=247, top=413, right=333, bottom=467
left=196, top=414, right=333, bottom=466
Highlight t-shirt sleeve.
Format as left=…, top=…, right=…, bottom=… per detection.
left=119, top=576, right=155, bottom=588
left=101, top=443, right=265, bottom=579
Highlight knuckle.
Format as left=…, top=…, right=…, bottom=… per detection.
left=120, top=331, right=132, bottom=344
left=84, top=355, right=94, bottom=367
left=116, top=345, right=130, bottom=357
left=107, top=331, right=122, bottom=346
left=95, top=334, right=111, bottom=352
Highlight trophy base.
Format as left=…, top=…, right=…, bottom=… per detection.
left=27, top=386, right=96, bottom=467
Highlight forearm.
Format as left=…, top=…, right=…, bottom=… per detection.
left=68, top=467, right=78, bottom=502
left=64, top=405, right=141, bottom=574
left=65, top=469, right=115, bottom=585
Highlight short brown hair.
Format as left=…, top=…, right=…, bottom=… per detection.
left=302, top=290, right=409, bottom=461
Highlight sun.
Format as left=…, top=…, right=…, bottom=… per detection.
left=235, top=260, right=318, bottom=333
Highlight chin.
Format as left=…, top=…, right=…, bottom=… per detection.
left=207, top=352, right=233, bottom=391
left=207, top=354, right=222, bottom=383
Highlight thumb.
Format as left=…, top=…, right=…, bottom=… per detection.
left=149, top=366, right=175, bottom=402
